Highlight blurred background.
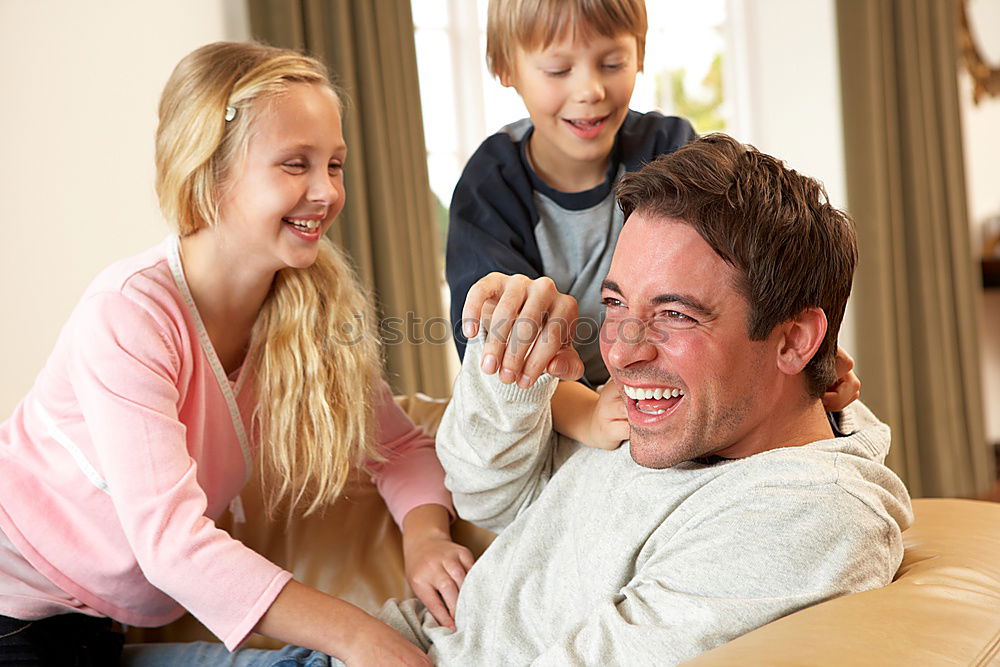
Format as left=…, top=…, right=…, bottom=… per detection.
left=0, top=0, right=996, bottom=497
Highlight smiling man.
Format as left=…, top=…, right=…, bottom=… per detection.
left=601, top=142, right=855, bottom=469
left=374, top=134, right=913, bottom=666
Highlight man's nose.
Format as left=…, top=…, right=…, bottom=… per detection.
left=606, top=318, right=657, bottom=369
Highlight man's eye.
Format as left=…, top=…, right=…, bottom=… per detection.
left=601, top=297, right=624, bottom=308
left=664, top=310, right=696, bottom=324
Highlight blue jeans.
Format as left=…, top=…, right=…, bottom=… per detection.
left=121, top=642, right=344, bottom=667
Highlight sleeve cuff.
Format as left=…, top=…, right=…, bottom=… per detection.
left=221, top=570, right=294, bottom=652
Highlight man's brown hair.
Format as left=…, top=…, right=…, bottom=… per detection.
left=486, top=0, right=647, bottom=80
left=616, top=134, right=858, bottom=398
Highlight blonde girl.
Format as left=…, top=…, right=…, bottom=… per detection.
left=0, top=42, right=470, bottom=666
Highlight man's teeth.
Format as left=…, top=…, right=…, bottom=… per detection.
left=622, top=385, right=685, bottom=400
left=285, top=218, right=320, bottom=231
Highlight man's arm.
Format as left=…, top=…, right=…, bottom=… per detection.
left=435, top=336, right=568, bottom=533
left=531, top=484, right=903, bottom=665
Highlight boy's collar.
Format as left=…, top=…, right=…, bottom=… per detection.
left=518, top=124, right=623, bottom=210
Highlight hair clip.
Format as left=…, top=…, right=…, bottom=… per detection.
left=225, top=106, right=237, bottom=122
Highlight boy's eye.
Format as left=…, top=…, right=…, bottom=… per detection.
left=283, top=161, right=307, bottom=171
left=603, top=62, right=625, bottom=71
left=544, top=68, right=570, bottom=77
left=329, top=162, right=343, bottom=174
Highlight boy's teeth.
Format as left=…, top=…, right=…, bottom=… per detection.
left=623, top=385, right=685, bottom=400
left=570, top=118, right=601, bottom=128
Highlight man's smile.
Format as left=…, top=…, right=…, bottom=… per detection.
left=620, top=383, right=685, bottom=420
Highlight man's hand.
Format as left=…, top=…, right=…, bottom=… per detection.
left=402, top=505, right=474, bottom=631
left=822, top=347, right=861, bottom=411
left=462, top=273, right=584, bottom=387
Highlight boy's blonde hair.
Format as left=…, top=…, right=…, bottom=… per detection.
left=156, top=42, right=383, bottom=518
left=487, top=0, right=647, bottom=79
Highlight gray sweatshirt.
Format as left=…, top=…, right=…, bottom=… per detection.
left=380, top=338, right=913, bottom=666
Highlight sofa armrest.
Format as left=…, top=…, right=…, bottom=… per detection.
left=684, top=498, right=1000, bottom=665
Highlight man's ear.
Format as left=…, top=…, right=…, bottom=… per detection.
left=775, top=307, right=828, bottom=376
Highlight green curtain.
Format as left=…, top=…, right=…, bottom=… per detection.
left=247, top=0, right=453, bottom=397
left=837, top=0, right=991, bottom=497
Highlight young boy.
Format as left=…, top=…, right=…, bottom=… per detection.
left=447, top=0, right=858, bottom=449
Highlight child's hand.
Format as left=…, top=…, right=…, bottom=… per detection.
left=403, top=532, right=474, bottom=631
left=822, top=346, right=861, bottom=412
left=583, top=380, right=629, bottom=450
left=462, top=272, right=584, bottom=387
left=401, top=504, right=474, bottom=631
left=343, top=614, right=433, bottom=666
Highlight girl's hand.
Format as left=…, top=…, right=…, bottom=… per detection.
left=462, top=272, right=584, bottom=387
left=402, top=504, right=474, bottom=631
left=404, top=532, right=474, bottom=630
left=342, top=614, right=433, bottom=666
left=822, top=347, right=861, bottom=412
left=583, top=380, right=630, bottom=450
left=254, top=580, right=430, bottom=666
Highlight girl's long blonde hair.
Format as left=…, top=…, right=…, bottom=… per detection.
left=155, top=41, right=382, bottom=517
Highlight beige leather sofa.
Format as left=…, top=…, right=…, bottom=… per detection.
left=129, top=395, right=1000, bottom=665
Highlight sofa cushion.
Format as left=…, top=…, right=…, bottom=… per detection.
left=686, top=498, right=1000, bottom=665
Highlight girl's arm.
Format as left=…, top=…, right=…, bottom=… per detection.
left=255, top=580, right=430, bottom=665
left=367, top=382, right=473, bottom=629
left=68, top=290, right=426, bottom=657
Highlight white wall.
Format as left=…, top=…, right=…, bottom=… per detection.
left=0, top=1, right=249, bottom=416
left=726, top=0, right=846, bottom=205
left=959, top=1, right=1000, bottom=444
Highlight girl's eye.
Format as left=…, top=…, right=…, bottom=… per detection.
left=283, top=162, right=307, bottom=171
left=328, top=162, right=343, bottom=174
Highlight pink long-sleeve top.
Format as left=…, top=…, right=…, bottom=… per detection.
left=0, top=236, right=451, bottom=650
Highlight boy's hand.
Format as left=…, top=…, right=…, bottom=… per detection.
left=822, top=347, right=861, bottom=412
left=583, top=380, right=629, bottom=450
left=462, top=273, right=584, bottom=387
left=402, top=504, right=474, bottom=631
